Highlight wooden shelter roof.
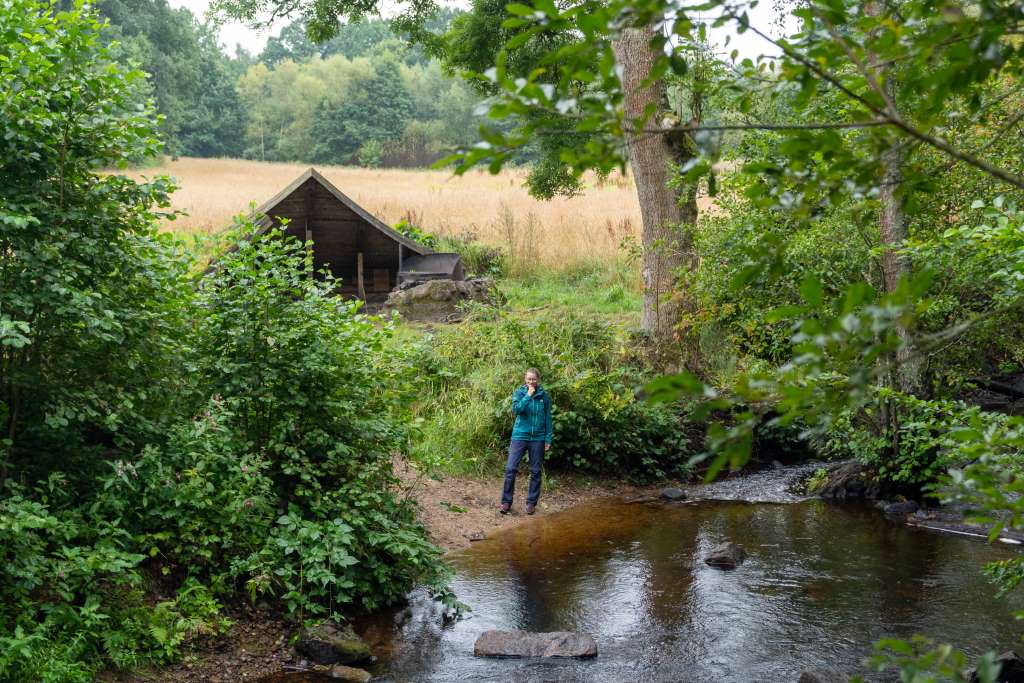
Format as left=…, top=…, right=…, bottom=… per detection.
left=251, top=168, right=433, bottom=256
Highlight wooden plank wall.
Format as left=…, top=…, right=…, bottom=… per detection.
left=264, top=178, right=400, bottom=292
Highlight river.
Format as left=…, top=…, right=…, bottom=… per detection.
left=269, top=466, right=1024, bottom=682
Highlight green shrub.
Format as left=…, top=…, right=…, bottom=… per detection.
left=98, top=399, right=275, bottom=590
left=805, top=467, right=829, bottom=493
left=0, top=0, right=194, bottom=483
left=395, top=217, right=439, bottom=249
left=405, top=312, right=694, bottom=480
left=356, top=139, right=384, bottom=167
left=436, top=232, right=508, bottom=277
left=691, top=174, right=873, bottom=365
left=816, top=389, right=1010, bottom=488
left=0, top=479, right=220, bottom=681
left=0, top=2, right=460, bottom=677
left=183, top=220, right=449, bottom=618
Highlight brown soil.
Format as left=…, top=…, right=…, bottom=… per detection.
left=99, top=609, right=296, bottom=683
left=391, top=456, right=659, bottom=551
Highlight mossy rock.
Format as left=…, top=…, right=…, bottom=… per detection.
left=295, top=621, right=372, bottom=665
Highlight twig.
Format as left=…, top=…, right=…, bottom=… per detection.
left=736, top=20, right=1024, bottom=190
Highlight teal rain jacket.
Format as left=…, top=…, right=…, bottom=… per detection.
left=510, top=385, right=553, bottom=443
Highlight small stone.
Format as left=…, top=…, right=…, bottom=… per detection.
left=660, top=487, right=686, bottom=501
left=329, top=665, right=373, bottom=682
left=704, top=541, right=746, bottom=569
left=474, top=630, right=598, bottom=659
left=467, top=530, right=486, bottom=542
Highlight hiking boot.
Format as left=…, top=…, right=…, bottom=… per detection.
left=526, top=504, right=536, bottom=515
left=499, top=503, right=511, bottom=514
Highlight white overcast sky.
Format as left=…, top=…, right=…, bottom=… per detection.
left=169, top=0, right=791, bottom=61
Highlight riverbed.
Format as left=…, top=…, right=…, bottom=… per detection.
left=266, top=467, right=1024, bottom=682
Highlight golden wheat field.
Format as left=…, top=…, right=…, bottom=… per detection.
left=125, top=157, right=653, bottom=268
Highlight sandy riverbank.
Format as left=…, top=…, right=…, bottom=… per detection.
left=392, top=456, right=659, bottom=552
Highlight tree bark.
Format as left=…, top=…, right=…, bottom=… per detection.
left=613, top=25, right=699, bottom=362
left=866, top=1, right=922, bottom=396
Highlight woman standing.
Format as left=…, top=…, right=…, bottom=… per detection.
left=499, top=368, right=552, bottom=515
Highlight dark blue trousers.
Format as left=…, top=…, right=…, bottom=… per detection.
left=501, top=439, right=544, bottom=506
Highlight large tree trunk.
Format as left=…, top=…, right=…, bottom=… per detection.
left=613, top=26, right=699, bottom=363
left=866, top=1, right=922, bottom=396
left=878, top=140, right=922, bottom=394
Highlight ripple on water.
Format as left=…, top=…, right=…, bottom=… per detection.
left=357, top=491, right=1023, bottom=683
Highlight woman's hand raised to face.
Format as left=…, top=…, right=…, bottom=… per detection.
left=524, top=372, right=539, bottom=396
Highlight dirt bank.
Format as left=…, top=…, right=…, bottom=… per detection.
left=100, top=612, right=294, bottom=683
left=392, top=456, right=659, bottom=551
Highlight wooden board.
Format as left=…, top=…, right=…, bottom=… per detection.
left=372, top=269, right=390, bottom=292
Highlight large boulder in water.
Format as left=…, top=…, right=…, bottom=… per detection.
left=966, top=651, right=1024, bottom=682
left=816, top=460, right=881, bottom=500
left=295, top=621, right=372, bottom=665
left=704, top=542, right=746, bottom=569
left=383, top=277, right=498, bottom=322
left=474, top=630, right=598, bottom=658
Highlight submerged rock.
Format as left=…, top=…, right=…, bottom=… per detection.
left=966, top=650, right=1024, bottom=682
left=798, top=670, right=847, bottom=683
left=328, top=665, right=372, bottom=682
left=704, top=542, right=746, bottom=569
left=295, top=621, right=372, bottom=665
left=660, top=487, right=687, bottom=501
left=473, top=630, right=598, bottom=658
left=817, top=461, right=881, bottom=500
left=879, top=499, right=919, bottom=519
left=624, top=494, right=660, bottom=504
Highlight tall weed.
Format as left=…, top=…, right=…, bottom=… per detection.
left=403, top=312, right=695, bottom=480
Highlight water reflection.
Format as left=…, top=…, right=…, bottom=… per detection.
left=367, top=498, right=1023, bottom=682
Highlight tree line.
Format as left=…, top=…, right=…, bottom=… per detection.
left=89, top=0, right=480, bottom=166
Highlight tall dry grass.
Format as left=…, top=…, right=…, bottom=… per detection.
left=125, top=158, right=650, bottom=269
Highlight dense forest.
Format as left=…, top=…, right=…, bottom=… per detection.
left=4, top=0, right=1024, bottom=680
left=86, top=0, right=480, bottom=166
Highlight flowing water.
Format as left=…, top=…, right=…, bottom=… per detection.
left=273, top=467, right=1024, bottom=682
